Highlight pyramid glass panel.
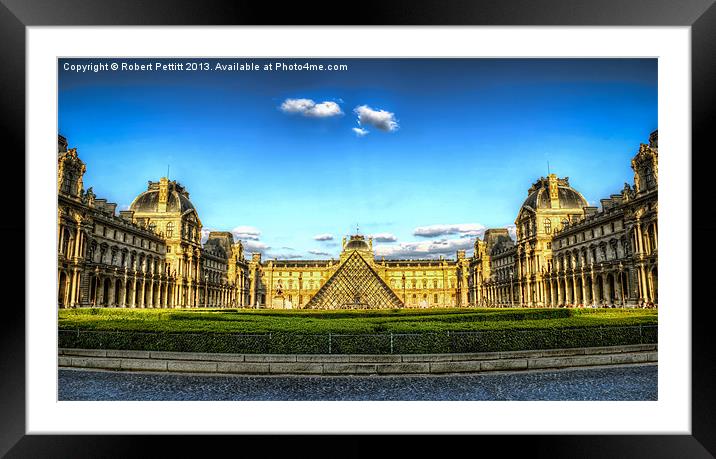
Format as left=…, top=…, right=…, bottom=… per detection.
left=306, top=251, right=404, bottom=309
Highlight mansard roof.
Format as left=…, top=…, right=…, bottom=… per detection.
left=130, top=180, right=196, bottom=214
left=521, top=177, right=588, bottom=212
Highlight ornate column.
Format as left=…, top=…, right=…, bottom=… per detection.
left=147, top=276, right=154, bottom=308
left=186, top=254, right=193, bottom=307
left=639, top=264, right=649, bottom=302
left=138, top=276, right=145, bottom=308
left=120, top=276, right=127, bottom=307
left=157, top=279, right=163, bottom=308
left=556, top=277, right=562, bottom=306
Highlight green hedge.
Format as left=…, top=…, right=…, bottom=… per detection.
left=58, top=325, right=657, bottom=355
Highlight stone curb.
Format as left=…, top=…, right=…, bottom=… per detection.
left=59, top=344, right=657, bottom=376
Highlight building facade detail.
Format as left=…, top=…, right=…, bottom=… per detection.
left=468, top=130, right=658, bottom=308
left=58, top=131, right=657, bottom=309
left=57, top=136, right=249, bottom=309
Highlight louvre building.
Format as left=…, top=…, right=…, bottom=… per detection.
left=468, top=130, right=658, bottom=308
left=57, top=131, right=657, bottom=309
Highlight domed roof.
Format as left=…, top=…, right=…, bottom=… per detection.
left=130, top=179, right=196, bottom=214
left=521, top=176, right=588, bottom=211
left=344, top=235, right=370, bottom=251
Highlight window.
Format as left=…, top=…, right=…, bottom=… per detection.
left=611, top=222, right=615, bottom=233
left=544, top=218, right=551, bottom=234
left=61, top=175, right=71, bottom=194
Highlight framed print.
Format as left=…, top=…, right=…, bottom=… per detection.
left=4, top=0, right=715, bottom=456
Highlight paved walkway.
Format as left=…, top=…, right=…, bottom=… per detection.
left=58, top=363, right=657, bottom=401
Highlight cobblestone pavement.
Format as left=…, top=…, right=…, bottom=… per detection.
left=58, top=363, right=657, bottom=401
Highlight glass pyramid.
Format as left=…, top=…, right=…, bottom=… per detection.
left=306, top=251, right=404, bottom=309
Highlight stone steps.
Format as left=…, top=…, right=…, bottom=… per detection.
left=59, top=344, right=657, bottom=376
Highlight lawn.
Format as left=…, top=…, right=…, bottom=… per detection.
left=58, top=307, right=658, bottom=335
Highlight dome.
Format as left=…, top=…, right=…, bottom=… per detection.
left=130, top=179, right=196, bottom=214
left=344, top=235, right=370, bottom=251
left=520, top=176, right=588, bottom=211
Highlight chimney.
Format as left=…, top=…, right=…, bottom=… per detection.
left=548, top=174, right=559, bottom=208
left=158, top=177, right=169, bottom=212
left=583, top=206, right=598, bottom=218
left=58, top=135, right=68, bottom=153
left=119, top=210, right=135, bottom=221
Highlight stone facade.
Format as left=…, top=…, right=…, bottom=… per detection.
left=469, top=130, right=658, bottom=308
left=249, top=235, right=465, bottom=309
left=57, top=136, right=250, bottom=308
left=58, top=130, right=657, bottom=309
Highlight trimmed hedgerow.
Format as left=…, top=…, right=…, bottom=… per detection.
left=58, top=325, right=657, bottom=355
left=57, top=307, right=657, bottom=354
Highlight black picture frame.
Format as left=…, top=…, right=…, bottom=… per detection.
left=3, top=0, right=713, bottom=456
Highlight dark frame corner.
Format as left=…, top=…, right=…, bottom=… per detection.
left=3, top=0, right=714, bottom=457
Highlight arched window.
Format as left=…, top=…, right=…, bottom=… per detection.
left=166, top=222, right=174, bottom=238
left=544, top=218, right=552, bottom=234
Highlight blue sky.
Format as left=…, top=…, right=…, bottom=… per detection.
left=58, top=58, right=657, bottom=260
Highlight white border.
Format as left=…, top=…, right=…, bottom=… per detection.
left=27, top=27, right=690, bottom=434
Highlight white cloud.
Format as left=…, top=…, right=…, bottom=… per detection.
left=369, top=232, right=397, bottom=242
left=506, top=224, right=517, bottom=241
left=243, top=240, right=270, bottom=254
left=231, top=226, right=261, bottom=241
left=200, top=228, right=214, bottom=244
left=266, top=252, right=303, bottom=260
left=413, top=223, right=486, bottom=238
left=354, top=105, right=399, bottom=132
left=352, top=127, right=369, bottom=137
left=280, top=98, right=343, bottom=118
left=313, top=233, right=334, bottom=241
left=373, top=238, right=474, bottom=259
left=308, top=250, right=332, bottom=257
